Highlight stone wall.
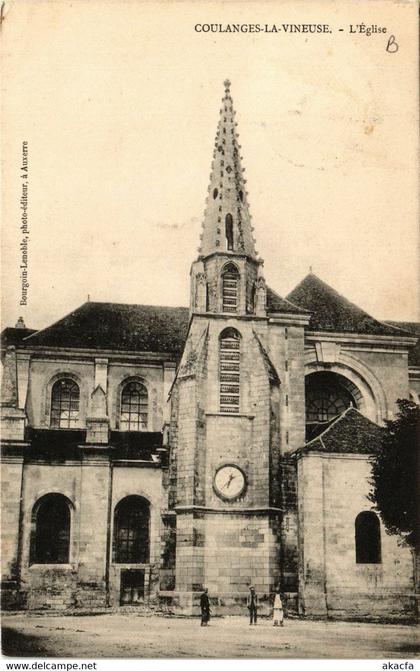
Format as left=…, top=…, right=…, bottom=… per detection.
left=304, top=340, right=412, bottom=424
left=19, top=462, right=81, bottom=610
left=297, top=452, right=415, bottom=619
left=267, top=323, right=306, bottom=454
left=24, top=356, right=168, bottom=432
left=1, top=457, right=24, bottom=608
left=7, top=455, right=163, bottom=610
left=75, top=454, right=111, bottom=608
left=169, top=315, right=285, bottom=613
left=109, top=466, right=163, bottom=607
left=202, top=513, right=281, bottom=614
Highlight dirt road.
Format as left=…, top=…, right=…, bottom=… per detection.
left=2, top=613, right=418, bottom=659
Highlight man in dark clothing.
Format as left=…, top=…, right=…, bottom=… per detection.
left=247, top=586, right=258, bottom=625
left=200, top=588, right=211, bottom=626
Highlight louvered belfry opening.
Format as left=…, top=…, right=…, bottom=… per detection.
left=219, top=327, right=241, bottom=413
left=222, top=263, right=239, bottom=313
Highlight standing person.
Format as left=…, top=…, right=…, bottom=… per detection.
left=200, top=588, right=211, bottom=626
left=247, top=586, right=258, bottom=625
left=272, top=589, right=284, bottom=627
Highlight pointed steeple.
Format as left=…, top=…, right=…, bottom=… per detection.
left=198, top=80, right=257, bottom=259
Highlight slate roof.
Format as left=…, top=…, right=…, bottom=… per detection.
left=2, top=280, right=416, bottom=358
left=286, top=273, right=410, bottom=337
left=266, top=286, right=309, bottom=315
left=295, top=407, right=384, bottom=456
left=23, top=302, right=191, bottom=356
left=1, top=327, right=36, bottom=349
left=386, top=321, right=420, bottom=366
left=1, top=287, right=308, bottom=357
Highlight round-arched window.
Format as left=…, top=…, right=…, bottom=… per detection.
left=30, top=494, right=71, bottom=564
left=113, top=496, right=150, bottom=564
left=50, top=378, right=80, bottom=429
left=355, top=511, right=381, bottom=564
left=306, top=372, right=355, bottom=424
left=120, top=381, right=148, bottom=431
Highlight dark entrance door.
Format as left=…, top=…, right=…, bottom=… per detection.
left=120, top=569, right=145, bottom=605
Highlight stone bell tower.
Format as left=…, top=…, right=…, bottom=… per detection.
left=167, top=81, right=285, bottom=615
left=190, top=79, right=267, bottom=319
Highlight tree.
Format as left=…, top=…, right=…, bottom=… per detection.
left=369, top=399, right=419, bottom=550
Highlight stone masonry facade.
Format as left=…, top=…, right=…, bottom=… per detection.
left=1, top=80, right=418, bottom=619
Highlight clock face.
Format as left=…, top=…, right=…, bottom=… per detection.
left=214, top=465, right=246, bottom=500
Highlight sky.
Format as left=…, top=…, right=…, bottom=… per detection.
left=2, top=0, right=419, bottom=331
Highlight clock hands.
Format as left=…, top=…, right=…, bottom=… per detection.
left=215, top=466, right=245, bottom=499
left=222, top=473, right=236, bottom=490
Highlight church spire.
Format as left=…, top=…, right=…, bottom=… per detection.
left=198, top=80, right=257, bottom=259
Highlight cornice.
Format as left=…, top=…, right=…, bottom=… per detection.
left=174, top=505, right=283, bottom=515
left=306, top=331, right=417, bottom=348
left=294, top=450, right=372, bottom=461
left=10, top=347, right=178, bottom=364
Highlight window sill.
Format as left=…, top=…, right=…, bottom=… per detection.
left=29, top=563, right=75, bottom=570
left=205, top=412, right=255, bottom=419
left=355, top=563, right=382, bottom=567
left=47, top=427, right=83, bottom=431
left=111, top=563, right=150, bottom=568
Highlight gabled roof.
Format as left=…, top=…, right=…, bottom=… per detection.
left=286, top=273, right=410, bottom=337
left=385, top=321, right=420, bottom=366
left=24, top=302, right=190, bottom=356
left=295, top=407, right=383, bottom=456
left=266, top=286, right=309, bottom=316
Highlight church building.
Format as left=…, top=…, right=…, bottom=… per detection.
left=1, top=81, right=419, bottom=619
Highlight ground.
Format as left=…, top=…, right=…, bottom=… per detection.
left=1, top=613, right=419, bottom=659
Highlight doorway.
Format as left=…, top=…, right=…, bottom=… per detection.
left=120, top=569, right=145, bottom=605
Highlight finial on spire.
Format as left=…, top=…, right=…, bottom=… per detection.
left=309, top=265, right=313, bottom=273
left=224, top=79, right=231, bottom=90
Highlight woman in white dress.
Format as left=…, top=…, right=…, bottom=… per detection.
left=273, top=590, right=284, bottom=627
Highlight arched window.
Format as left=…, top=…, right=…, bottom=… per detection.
left=50, top=378, right=80, bottom=428
left=120, top=380, right=148, bottom=431
left=219, top=328, right=240, bottom=414
left=306, top=372, right=356, bottom=424
left=113, top=496, right=150, bottom=564
left=355, top=511, right=381, bottom=564
left=225, top=213, right=234, bottom=251
left=222, top=263, right=239, bottom=313
left=30, top=494, right=71, bottom=564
